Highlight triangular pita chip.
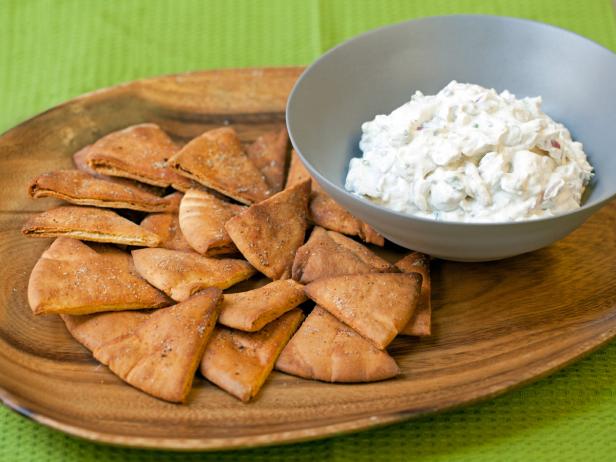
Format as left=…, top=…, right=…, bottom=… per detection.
left=246, top=126, right=288, bottom=193
left=305, top=273, right=421, bottom=349
left=140, top=213, right=193, bottom=252
left=218, top=279, right=307, bottom=332
left=292, top=227, right=392, bottom=284
left=94, top=288, right=222, bottom=403
left=28, top=238, right=170, bottom=315
left=275, top=306, right=399, bottom=382
left=131, top=248, right=255, bottom=301
left=285, top=149, right=312, bottom=188
left=22, top=206, right=160, bottom=247
left=225, top=180, right=310, bottom=280
left=164, top=192, right=183, bottom=213
left=178, top=188, right=245, bottom=255
left=73, top=145, right=165, bottom=195
left=201, top=308, right=304, bottom=401
left=28, top=170, right=174, bottom=212
left=168, top=127, right=271, bottom=205
left=396, top=252, right=432, bottom=336
left=85, top=123, right=187, bottom=188
left=309, top=191, right=384, bottom=245
left=61, top=310, right=149, bottom=352
left=286, top=151, right=383, bottom=245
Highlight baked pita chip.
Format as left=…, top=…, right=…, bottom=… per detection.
left=140, top=213, right=193, bottom=252
left=225, top=180, right=310, bottom=279
left=22, top=206, right=160, bottom=247
left=131, top=248, right=255, bottom=301
left=292, top=227, right=392, bottom=284
left=168, top=127, right=271, bottom=205
left=201, top=308, right=304, bottom=401
left=94, top=288, right=222, bottom=403
left=246, top=126, right=288, bottom=193
left=28, top=238, right=170, bottom=315
left=61, top=310, right=149, bottom=352
left=85, top=123, right=187, bottom=188
left=28, top=170, right=174, bottom=212
left=305, top=273, right=422, bottom=349
left=73, top=145, right=165, bottom=195
left=309, top=191, right=384, bottom=246
left=285, top=149, right=312, bottom=188
left=218, top=279, right=307, bottom=332
left=275, top=306, right=399, bottom=382
left=396, top=252, right=432, bottom=336
left=178, top=188, right=245, bottom=255
left=285, top=151, right=383, bottom=245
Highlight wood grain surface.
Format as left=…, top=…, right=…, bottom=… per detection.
left=0, top=67, right=615, bottom=450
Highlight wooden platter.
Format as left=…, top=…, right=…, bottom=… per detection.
left=1, top=67, right=616, bottom=450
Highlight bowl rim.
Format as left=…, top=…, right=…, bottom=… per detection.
left=287, top=14, right=616, bottom=227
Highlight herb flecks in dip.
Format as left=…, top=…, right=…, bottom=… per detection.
left=345, top=81, right=593, bottom=222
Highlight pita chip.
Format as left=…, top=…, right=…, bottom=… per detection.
left=140, top=213, right=193, bottom=252
left=73, top=145, right=165, bottom=195
left=285, top=149, right=312, bottom=188
left=131, top=248, right=255, bottom=302
left=168, top=127, right=271, bottom=205
left=218, top=279, right=307, bottom=332
left=22, top=206, right=160, bottom=247
left=85, top=123, right=187, bottom=188
left=275, top=306, right=399, bottom=382
left=28, top=238, right=170, bottom=315
left=292, top=227, right=392, bottom=284
left=246, top=126, right=288, bottom=193
left=178, top=188, right=245, bottom=255
left=94, top=288, right=222, bottom=403
left=305, top=273, right=422, bottom=349
left=285, top=150, right=383, bottom=245
left=225, top=180, right=310, bottom=280
left=201, top=308, right=304, bottom=402
left=28, top=170, right=174, bottom=212
left=61, top=310, right=149, bottom=352
left=396, top=252, right=432, bottom=336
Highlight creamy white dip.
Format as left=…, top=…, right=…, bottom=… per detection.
left=345, top=81, right=593, bottom=222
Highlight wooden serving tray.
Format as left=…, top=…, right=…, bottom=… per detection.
left=0, top=67, right=615, bottom=450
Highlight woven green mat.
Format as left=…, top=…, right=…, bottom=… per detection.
left=1, top=1, right=615, bottom=460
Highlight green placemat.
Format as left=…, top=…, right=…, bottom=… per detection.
left=1, top=1, right=615, bottom=461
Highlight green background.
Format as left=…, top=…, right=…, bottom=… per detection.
left=1, top=0, right=615, bottom=460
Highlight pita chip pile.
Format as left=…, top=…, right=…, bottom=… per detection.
left=23, top=122, right=434, bottom=404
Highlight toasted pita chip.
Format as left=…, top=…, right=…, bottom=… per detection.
left=178, top=188, right=245, bottom=255
left=305, top=273, right=421, bottom=349
left=225, top=180, right=310, bottom=279
left=22, top=206, right=160, bottom=247
left=276, top=306, right=399, bottom=382
left=285, top=151, right=383, bottom=245
left=140, top=213, right=193, bottom=252
left=309, top=191, right=384, bottom=246
left=28, top=238, right=170, bottom=315
left=131, top=248, right=255, bottom=301
left=94, top=288, right=222, bottom=403
left=285, top=149, right=312, bottom=188
left=201, top=308, right=304, bottom=401
left=61, top=310, right=149, bottom=352
left=73, top=145, right=165, bottom=195
left=292, top=227, right=392, bottom=284
left=218, top=279, right=307, bottom=332
left=246, top=126, right=288, bottom=193
left=168, top=127, right=271, bottom=205
left=396, top=252, right=432, bottom=336
left=85, top=123, right=187, bottom=188
left=162, top=192, right=182, bottom=213
left=28, top=170, right=174, bottom=212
